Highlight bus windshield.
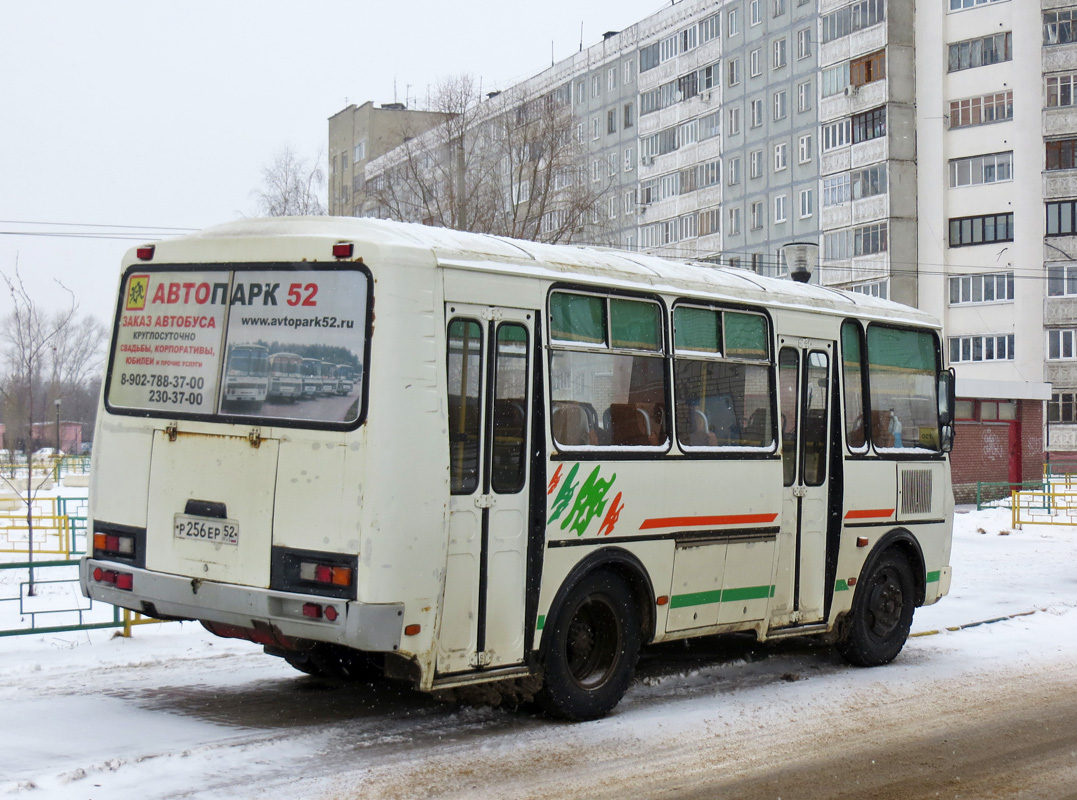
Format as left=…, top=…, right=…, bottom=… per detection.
left=106, top=265, right=368, bottom=428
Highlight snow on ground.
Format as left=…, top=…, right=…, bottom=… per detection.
left=1, top=506, right=1075, bottom=799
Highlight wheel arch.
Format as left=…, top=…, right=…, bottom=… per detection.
left=857, top=528, right=927, bottom=608
left=538, top=547, right=656, bottom=664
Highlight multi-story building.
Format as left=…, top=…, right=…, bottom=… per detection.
left=330, top=0, right=1070, bottom=495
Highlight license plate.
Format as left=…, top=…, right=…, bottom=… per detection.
left=173, top=514, right=239, bottom=545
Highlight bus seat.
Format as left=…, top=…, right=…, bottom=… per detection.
left=706, top=394, right=739, bottom=444
left=872, top=410, right=893, bottom=447
left=610, top=403, right=659, bottom=446
left=691, top=408, right=718, bottom=447
left=553, top=402, right=596, bottom=446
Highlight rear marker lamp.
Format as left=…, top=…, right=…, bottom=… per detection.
left=95, top=532, right=135, bottom=555
left=92, top=567, right=133, bottom=591
left=404, top=624, right=421, bottom=636
left=299, top=561, right=352, bottom=588
left=301, top=603, right=340, bottom=622
left=136, top=244, right=156, bottom=261
left=332, top=241, right=354, bottom=259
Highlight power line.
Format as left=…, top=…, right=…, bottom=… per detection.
left=0, top=231, right=180, bottom=241
left=0, top=218, right=199, bottom=232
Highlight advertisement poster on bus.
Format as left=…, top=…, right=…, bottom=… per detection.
left=108, top=267, right=367, bottom=426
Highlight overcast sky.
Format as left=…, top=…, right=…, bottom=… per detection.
left=1, top=0, right=663, bottom=320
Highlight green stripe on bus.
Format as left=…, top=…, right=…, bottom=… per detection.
left=926, top=570, right=940, bottom=583
left=835, top=579, right=850, bottom=592
left=670, top=585, right=775, bottom=609
left=536, top=615, right=545, bottom=631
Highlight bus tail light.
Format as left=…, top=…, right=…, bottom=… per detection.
left=300, top=561, right=353, bottom=588
left=332, top=241, right=354, bottom=259
left=301, top=602, right=339, bottom=622
left=91, top=567, right=134, bottom=591
left=136, top=244, right=155, bottom=260
left=92, top=523, right=145, bottom=568
left=94, top=532, right=136, bottom=555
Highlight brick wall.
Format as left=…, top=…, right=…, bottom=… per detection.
left=1020, top=400, right=1045, bottom=483
left=949, top=400, right=1046, bottom=504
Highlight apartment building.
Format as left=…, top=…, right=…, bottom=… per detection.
left=330, top=0, right=1069, bottom=491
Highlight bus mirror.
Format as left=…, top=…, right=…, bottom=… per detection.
left=938, top=368, right=956, bottom=427
left=940, top=424, right=954, bottom=454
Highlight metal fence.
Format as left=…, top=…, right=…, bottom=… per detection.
left=0, top=478, right=160, bottom=638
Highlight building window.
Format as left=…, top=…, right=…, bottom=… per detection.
left=775, top=195, right=788, bottom=223
left=948, top=32, right=1013, bottom=72
left=850, top=50, right=886, bottom=87
left=700, top=14, right=721, bottom=44
left=850, top=280, right=888, bottom=299
left=824, top=174, right=851, bottom=207
left=750, top=48, right=762, bottom=78
left=699, top=207, right=721, bottom=236
left=799, top=134, right=813, bottom=163
left=1047, top=139, right=1077, bottom=170
left=1049, top=392, right=1076, bottom=423
left=623, top=102, right=635, bottom=129
left=1045, top=9, right=1077, bottom=45
left=608, top=109, right=617, bottom=135
left=774, top=143, right=788, bottom=172
left=822, top=0, right=886, bottom=43
left=592, top=117, right=600, bottom=140
left=608, top=67, right=618, bottom=91
left=1049, top=329, right=1077, bottom=360
left=797, top=28, right=812, bottom=59
left=729, top=106, right=741, bottom=135
left=608, top=153, right=618, bottom=177
left=773, top=91, right=787, bottom=121
left=949, top=272, right=1015, bottom=304
left=750, top=150, right=763, bottom=179
left=851, top=164, right=888, bottom=200
left=949, top=91, right=1014, bottom=128
left=728, top=58, right=742, bottom=86
left=751, top=201, right=764, bottom=230
left=728, top=157, right=741, bottom=185
left=1048, top=74, right=1077, bottom=108
left=950, top=0, right=1005, bottom=9
left=948, top=214, right=1014, bottom=247
left=728, top=207, right=742, bottom=235
left=701, top=111, right=721, bottom=140
left=949, top=334, right=1015, bottom=363
left=822, top=62, right=850, bottom=97
left=851, top=106, right=886, bottom=143
left=751, top=99, right=763, bottom=127
left=949, top=152, right=1013, bottom=188
left=800, top=189, right=814, bottom=219
left=823, top=119, right=852, bottom=151
left=1048, top=200, right=1077, bottom=235
left=353, top=140, right=366, bottom=162
left=750, top=0, right=761, bottom=25
left=774, top=0, right=786, bottom=16
left=1048, top=263, right=1077, bottom=296
left=592, top=75, right=601, bottom=98
left=773, top=38, right=787, bottom=69
left=624, top=147, right=636, bottom=172
left=640, top=42, right=660, bottom=73
left=824, top=223, right=889, bottom=258
left=728, top=7, right=740, bottom=36
left=798, top=81, right=812, bottom=112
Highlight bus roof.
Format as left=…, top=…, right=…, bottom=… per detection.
left=140, top=217, right=939, bottom=330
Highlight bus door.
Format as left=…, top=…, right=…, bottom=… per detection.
left=773, top=338, right=834, bottom=627
left=439, top=306, right=534, bottom=674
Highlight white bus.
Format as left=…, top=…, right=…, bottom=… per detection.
left=268, top=352, right=302, bottom=402
left=82, top=218, right=955, bottom=720
left=222, top=344, right=269, bottom=409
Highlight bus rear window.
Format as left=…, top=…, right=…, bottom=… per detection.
left=106, top=265, right=368, bottom=428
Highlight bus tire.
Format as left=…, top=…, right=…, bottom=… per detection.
left=837, top=550, right=915, bottom=667
left=538, top=570, right=641, bottom=721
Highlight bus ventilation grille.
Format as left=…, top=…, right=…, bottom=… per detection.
left=900, top=469, right=932, bottom=516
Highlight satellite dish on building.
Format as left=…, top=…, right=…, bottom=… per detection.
left=781, top=242, right=819, bottom=284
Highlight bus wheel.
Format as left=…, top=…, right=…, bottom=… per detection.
left=538, top=570, right=641, bottom=721
left=308, top=644, right=383, bottom=682
left=837, top=551, right=915, bottom=667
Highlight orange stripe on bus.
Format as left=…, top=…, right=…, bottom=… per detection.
left=639, top=513, right=779, bottom=530
left=844, top=508, right=895, bottom=520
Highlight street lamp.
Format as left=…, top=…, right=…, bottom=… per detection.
left=54, top=398, right=61, bottom=455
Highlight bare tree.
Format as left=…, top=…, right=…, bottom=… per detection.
left=366, top=76, right=615, bottom=244
left=254, top=146, right=327, bottom=216
left=0, top=262, right=83, bottom=594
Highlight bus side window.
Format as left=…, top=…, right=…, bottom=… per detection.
left=841, top=321, right=868, bottom=452
left=491, top=323, right=529, bottom=494
left=447, top=319, right=483, bottom=494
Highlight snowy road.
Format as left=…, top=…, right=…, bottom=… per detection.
left=2, top=508, right=1077, bottom=799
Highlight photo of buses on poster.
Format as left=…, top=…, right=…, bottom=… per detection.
left=108, top=267, right=367, bottom=426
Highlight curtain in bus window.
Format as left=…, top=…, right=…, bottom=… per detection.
left=447, top=319, right=483, bottom=494
left=866, top=326, right=940, bottom=451
left=841, top=321, right=868, bottom=451
left=725, top=312, right=769, bottom=359
left=779, top=349, right=799, bottom=486
left=610, top=298, right=661, bottom=350
left=550, top=293, right=606, bottom=344
left=492, top=323, right=529, bottom=494
left=674, top=306, right=722, bottom=354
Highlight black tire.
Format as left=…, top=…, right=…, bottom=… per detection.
left=308, top=644, right=383, bottom=682
left=538, top=570, right=641, bottom=721
left=837, top=551, right=916, bottom=667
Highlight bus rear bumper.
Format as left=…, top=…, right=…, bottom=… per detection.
left=79, top=558, right=403, bottom=653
